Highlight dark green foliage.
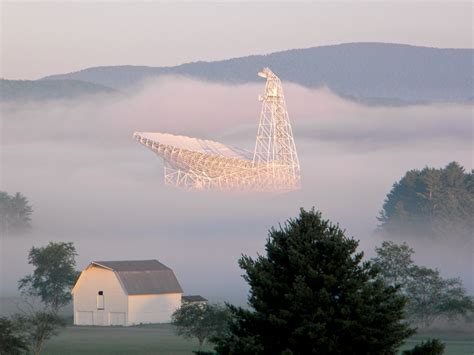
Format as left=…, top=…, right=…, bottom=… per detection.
left=402, top=338, right=445, bottom=355
left=0, top=191, right=33, bottom=235
left=0, top=316, right=29, bottom=355
left=214, top=208, right=415, bottom=354
left=378, top=162, right=473, bottom=239
left=172, top=303, right=230, bottom=350
left=18, top=242, right=79, bottom=312
left=373, top=241, right=474, bottom=327
left=14, top=312, right=66, bottom=355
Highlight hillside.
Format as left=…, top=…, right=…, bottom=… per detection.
left=0, top=79, right=116, bottom=102
left=41, top=43, right=474, bottom=104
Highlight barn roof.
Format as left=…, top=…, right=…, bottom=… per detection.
left=91, top=260, right=183, bottom=295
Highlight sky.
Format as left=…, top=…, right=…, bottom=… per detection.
left=1, top=1, right=473, bottom=79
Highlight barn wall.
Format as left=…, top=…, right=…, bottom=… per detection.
left=128, top=293, right=182, bottom=325
left=73, top=266, right=128, bottom=326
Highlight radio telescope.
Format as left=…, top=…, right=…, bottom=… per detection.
left=133, top=68, right=300, bottom=192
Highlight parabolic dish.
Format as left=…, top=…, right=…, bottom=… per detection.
left=134, top=132, right=252, bottom=160
left=134, top=68, right=300, bottom=192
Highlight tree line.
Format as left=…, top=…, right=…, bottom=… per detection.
left=1, top=209, right=472, bottom=354
left=378, top=161, right=473, bottom=240
left=2, top=159, right=473, bottom=354
left=172, top=208, right=473, bottom=354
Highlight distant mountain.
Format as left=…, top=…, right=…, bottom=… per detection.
left=0, top=79, right=115, bottom=102
left=2, top=44, right=471, bottom=104
left=41, top=43, right=474, bottom=104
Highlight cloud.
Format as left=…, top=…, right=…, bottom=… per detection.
left=1, top=78, right=472, bottom=302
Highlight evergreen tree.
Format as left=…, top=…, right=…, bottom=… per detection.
left=214, top=208, right=414, bottom=355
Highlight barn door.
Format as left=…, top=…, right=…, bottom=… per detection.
left=75, top=311, right=93, bottom=325
left=109, top=312, right=126, bottom=326
left=94, top=310, right=105, bottom=326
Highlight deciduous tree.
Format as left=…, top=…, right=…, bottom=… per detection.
left=172, top=303, right=230, bottom=350
left=18, top=242, right=79, bottom=312
left=14, top=312, right=65, bottom=355
left=0, top=191, right=33, bottom=235
left=373, top=241, right=474, bottom=327
left=372, top=241, right=414, bottom=287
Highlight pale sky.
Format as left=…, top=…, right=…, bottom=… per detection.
left=1, top=1, right=473, bottom=80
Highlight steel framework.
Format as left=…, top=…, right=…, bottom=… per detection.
left=134, top=68, right=300, bottom=192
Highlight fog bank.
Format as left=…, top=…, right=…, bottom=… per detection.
left=1, top=78, right=472, bottom=304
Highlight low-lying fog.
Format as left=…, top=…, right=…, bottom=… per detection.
left=1, top=77, right=472, bottom=305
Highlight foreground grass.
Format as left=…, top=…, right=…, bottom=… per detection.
left=42, top=323, right=474, bottom=355
left=42, top=324, right=213, bottom=355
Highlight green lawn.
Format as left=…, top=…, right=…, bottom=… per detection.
left=42, top=324, right=213, bottom=355
left=41, top=324, right=474, bottom=355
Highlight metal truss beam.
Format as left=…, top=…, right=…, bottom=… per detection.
left=134, top=68, right=301, bottom=192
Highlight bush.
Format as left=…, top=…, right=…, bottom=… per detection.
left=0, top=316, right=29, bottom=354
left=402, top=338, right=445, bottom=355
left=172, top=303, right=230, bottom=351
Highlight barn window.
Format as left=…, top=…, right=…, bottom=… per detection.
left=97, top=291, right=104, bottom=309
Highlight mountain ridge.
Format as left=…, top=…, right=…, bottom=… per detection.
left=41, top=42, right=467, bottom=77
left=4, top=43, right=473, bottom=104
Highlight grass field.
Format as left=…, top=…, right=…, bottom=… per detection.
left=41, top=324, right=473, bottom=355
left=42, top=324, right=213, bottom=355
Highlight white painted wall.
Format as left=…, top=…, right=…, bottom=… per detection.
left=128, top=293, right=182, bottom=325
left=73, top=266, right=128, bottom=326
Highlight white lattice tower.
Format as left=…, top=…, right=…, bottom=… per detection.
left=253, top=68, right=300, bottom=185
left=134, top=67, right=301, bottom=192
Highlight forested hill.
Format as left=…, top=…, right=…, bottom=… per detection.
left=41, top=43, right=474, bottom=104
left=0, top=79, right=116, bottom=102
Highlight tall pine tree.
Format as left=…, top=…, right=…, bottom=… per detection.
left=214, top=208, right=414, bottom=354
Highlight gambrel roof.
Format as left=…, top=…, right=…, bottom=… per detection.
left=91, top=259, right=183, bottom=295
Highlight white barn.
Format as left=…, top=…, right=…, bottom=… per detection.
left=72, top=260, right=183, bottom=326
